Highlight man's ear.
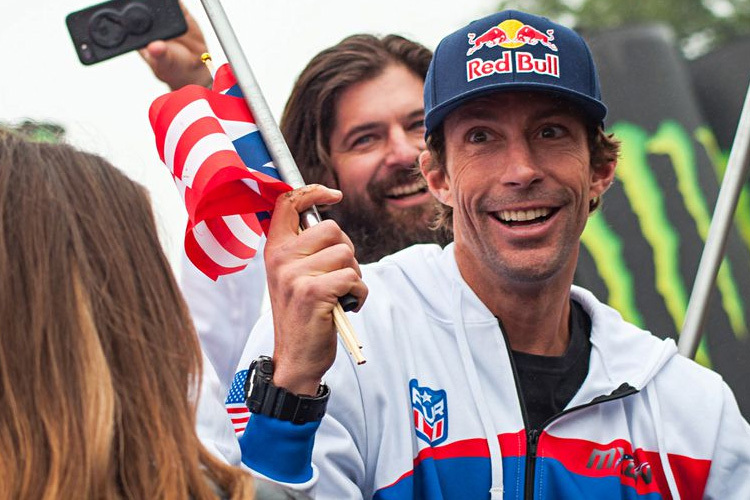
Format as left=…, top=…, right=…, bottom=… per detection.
left=420, top=150, right=453, bottom=207
left=589, top=157, right=617, bottom=201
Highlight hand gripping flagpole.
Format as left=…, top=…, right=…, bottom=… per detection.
left=679, top=80, right=750, bottom=359
left=199, top=0, right=365, bottom=364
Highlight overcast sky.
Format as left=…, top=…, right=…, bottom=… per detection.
left=0, top=0, right=496, bottom=268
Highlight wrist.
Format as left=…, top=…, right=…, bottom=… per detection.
left=245, top=356, right=329, bottom=425
left=272, top=366, right=323, bottom=397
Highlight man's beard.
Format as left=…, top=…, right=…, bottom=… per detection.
left=326, top=169, right=453, bottom=264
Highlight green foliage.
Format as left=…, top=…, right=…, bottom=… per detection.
left=496, top=0, right=750, bottom=56
left=0, top=120, right=66, bottom=143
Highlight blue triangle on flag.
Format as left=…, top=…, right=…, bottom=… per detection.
left=225, top=84, right=244, bottom=98
left=234, top=132, right=273, bottom=172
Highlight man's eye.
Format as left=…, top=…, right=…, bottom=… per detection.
left=540, top=125, right=565, bottom=139
left=467, top=130, right=489, bottom=143
left=409, top=119, right=426, bottom=131
left=352, top=134, right=376, bottom=147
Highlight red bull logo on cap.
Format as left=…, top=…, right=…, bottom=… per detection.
left=466, top=19, right=560, bottom=82
left=467, top=19, right=558, bottom=55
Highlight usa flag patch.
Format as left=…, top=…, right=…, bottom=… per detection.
left=225, top=369, right=250, bottom=436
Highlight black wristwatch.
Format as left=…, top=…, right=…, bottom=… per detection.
left=244, top=356, right=330, bottom=425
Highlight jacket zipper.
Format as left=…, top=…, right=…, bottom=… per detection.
left=524, top=428, right=540, bottom=499
left=497, top=319, right=539, bottom=500
left=498, top=319, right=638, bottom=499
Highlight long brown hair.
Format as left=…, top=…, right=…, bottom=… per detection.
left=0, top=130, right=253, bottom=499
left=280, top=34, right=433, bottom=188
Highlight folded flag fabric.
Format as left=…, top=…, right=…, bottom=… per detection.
left=149, top=64, right=291, bottom=280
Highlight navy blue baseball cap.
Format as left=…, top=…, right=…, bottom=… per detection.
left=424, top=10, right=607, bottom=136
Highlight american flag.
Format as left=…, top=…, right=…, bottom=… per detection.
left=149, top=63, right=291, bottom=280
left=225, top=369, right=250, bottom=436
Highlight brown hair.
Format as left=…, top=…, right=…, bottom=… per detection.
left=0, top=130, right=253, bottom=499
left=424, top=109, right=620, bottom=231
left=280, top=34, right=432, bottom=188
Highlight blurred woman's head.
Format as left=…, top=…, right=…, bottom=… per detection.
left=0, top=130, right=251, bottom=499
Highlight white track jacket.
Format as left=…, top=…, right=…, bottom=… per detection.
left=231, top=243, right=750, bottom=499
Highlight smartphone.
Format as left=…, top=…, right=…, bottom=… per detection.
left=66, top=0, right=187, bottom=65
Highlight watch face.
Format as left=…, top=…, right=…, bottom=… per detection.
left=246, top=360, right=259, bottom=399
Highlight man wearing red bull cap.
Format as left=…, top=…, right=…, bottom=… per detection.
left=140, top=21, right=451, bottom=466
left=232, top=9, right=750, bottom=498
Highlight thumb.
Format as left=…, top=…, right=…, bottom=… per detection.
left=145, top=40, right=168, bottom=60
left=268, top=185, right=343, bottom=236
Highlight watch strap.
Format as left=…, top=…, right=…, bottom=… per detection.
left=245, top=356, right=329, bottom=425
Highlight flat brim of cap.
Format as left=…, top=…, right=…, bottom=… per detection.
left=425, top=82, right=608, bottom=136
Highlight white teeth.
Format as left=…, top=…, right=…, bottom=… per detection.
left=498, top=207, right=552, bottom=222
left=386, top=178, right=427, bottom=198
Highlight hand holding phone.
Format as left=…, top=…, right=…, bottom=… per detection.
left=66, top=0, right=187, bottom=65
left=138, top=3, right=213, bottom=90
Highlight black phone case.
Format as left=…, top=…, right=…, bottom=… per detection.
left=66, top=0, right=187, bottom=65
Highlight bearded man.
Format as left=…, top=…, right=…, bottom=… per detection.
left=142, top=23, right=450, bottom=385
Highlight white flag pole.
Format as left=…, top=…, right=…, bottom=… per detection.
left=679, top=80, right=750, bottom=359
left=198, top=0, right=365, bottom=364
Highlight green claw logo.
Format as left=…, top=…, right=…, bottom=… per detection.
left=580, top=120, right=750, bottom=368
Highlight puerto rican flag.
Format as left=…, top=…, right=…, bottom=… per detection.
left=410, top=379, right=448, bottom=446
left=149, top=63, right=291, bottom=280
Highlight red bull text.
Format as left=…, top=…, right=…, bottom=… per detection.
left=467, top=52, right=559, bottom=82
left=465, top=20, right=560, bottom=82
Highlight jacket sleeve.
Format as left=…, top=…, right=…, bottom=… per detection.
left=179, top=241, right=268, bottom=390
left=702, top=382, right=750, bottom=499
left=195, top=350, right=242, bottom=465
left=236, top=312, right=369, bottom=499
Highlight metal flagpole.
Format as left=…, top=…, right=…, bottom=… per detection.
left=679, top=80, right=750, bottom=359
left=198, top=0, right=365, bottom=364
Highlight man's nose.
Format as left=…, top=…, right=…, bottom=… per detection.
left=384, top=127, right=423, bottom=167
left=500, top=140, right=543, bottom=188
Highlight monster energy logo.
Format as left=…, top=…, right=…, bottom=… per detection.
left=581, top=120, right=750, bottom=368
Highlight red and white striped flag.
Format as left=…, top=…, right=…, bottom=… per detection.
left=149, top=64, right=291, bottom=280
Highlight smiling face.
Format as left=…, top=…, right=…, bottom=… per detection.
left=326, top=63, right=449, bottom=262
left=422, top=91, right=615, bottom=291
